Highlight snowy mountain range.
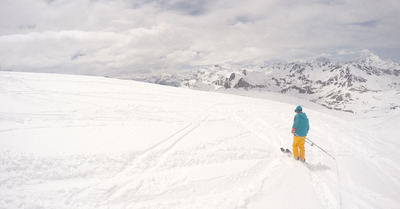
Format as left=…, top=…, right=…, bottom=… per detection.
left=131, top=54, right=400, bottom=113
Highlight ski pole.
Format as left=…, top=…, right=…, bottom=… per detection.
left=293, top=133, right=314, bottom=146
left=305, top=137, right=336, bottom=160
left=294, top=133, right=336, bottom=160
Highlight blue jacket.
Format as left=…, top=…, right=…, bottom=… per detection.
left=292, top=112, right=310, bottom=137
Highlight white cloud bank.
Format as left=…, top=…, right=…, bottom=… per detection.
left=0, top=0, right=399, bottom=75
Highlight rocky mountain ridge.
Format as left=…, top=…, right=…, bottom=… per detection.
left=132, top=54, right=400, bottom=113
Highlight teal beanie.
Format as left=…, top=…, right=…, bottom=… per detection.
left=295, top=106, right=302, bottom=113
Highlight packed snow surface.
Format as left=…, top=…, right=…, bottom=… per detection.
left=0, top=71, right=399, bottom=209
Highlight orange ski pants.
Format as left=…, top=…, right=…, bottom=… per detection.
left=292, top=135, right=306, bottom=160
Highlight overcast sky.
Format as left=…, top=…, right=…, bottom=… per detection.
left=0, top=0, right=399, bottom=75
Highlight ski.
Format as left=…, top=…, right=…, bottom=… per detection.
left=280, top=147, right=292, bottom=157
left=280, top=147, right=307, bottom=164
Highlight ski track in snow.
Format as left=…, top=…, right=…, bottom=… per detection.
left=82, top=110, right=215, bottom=204
left=1, top=71, right=399, bottom=209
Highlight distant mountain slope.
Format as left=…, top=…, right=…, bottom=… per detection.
left=132, top=54, right=400, bottom=113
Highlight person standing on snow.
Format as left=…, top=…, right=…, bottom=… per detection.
left=291, top=106, right=310, bottom=162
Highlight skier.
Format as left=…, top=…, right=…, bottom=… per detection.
left=291, top=106, right=309, bottom=162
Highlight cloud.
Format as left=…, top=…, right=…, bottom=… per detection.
left=0, top=0, right=399, bottom=75
left=350, top=20, right=379, bottom=28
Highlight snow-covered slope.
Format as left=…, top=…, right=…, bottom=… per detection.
left=1, top=71, right=399, bottom=209
left=132, top=54, right=400, bottom=113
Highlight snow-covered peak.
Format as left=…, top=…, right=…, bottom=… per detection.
left=355, top=52, right=381, bottom=63
left=312, top=57, right=331, bottom=66
left=354, top=53, right=400, bottom=72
